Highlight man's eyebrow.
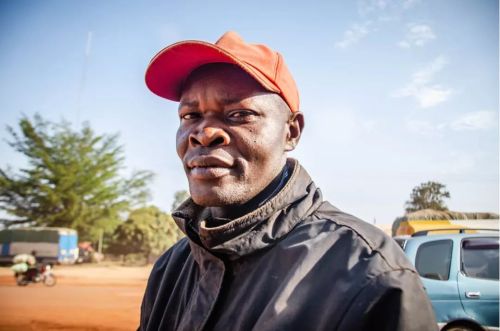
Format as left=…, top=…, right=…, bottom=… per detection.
left=178, top=98, right=243, bottom=110
left=178, top=100, right=199, bottom=110
left=221, top=97, right=242, bottom=105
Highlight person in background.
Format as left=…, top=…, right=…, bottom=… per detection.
left=26, top=250, right=39, bottom=281
left=11, top=250, right=37, bottom=280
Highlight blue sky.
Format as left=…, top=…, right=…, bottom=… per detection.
left=0, top=0, right=498, bottom=225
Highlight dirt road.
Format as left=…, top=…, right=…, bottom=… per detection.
left=0, top=264, right=152, bottom=331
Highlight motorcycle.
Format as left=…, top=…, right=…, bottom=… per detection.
left=14, top=264, right=57, bottom=287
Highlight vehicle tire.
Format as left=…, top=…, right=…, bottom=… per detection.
left=43, top=274, right=57, bottom=287
left=15, top=274, right=29, bottom=286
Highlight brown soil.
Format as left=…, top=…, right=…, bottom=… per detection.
left=0, top=264, right=152, bottom=331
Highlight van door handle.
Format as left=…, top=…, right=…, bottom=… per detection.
left=466, top=291, right=481, bottom=299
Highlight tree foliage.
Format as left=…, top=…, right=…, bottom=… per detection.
left=108, top=206, right=184, bottom=259
left=0, top=114, right=154, bottom=241
left=405, top=181, right=450, bottom=213
left=171, top=190, right=190, bottom=211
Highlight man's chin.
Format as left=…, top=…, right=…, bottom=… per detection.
left=190, top=192, right=240, bottom=207
left=189, top=185, right=249, bottom=207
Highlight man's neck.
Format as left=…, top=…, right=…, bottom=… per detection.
left=209, top=163, right=290, bottom=220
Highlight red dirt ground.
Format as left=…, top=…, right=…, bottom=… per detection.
left=0, top=264, right=152, bottom=331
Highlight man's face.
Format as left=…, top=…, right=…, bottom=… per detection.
left=176, top=64, right=291, bottom=207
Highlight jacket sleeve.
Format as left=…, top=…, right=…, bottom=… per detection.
left=337, top=269, right=438, bottom=331
left=137, top=248, right=174, bottom=331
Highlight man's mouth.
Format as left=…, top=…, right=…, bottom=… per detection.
left=187, top=155, right=234, bottom=179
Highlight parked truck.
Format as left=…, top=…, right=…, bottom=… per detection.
left=0, top=227, right=78, bottom=264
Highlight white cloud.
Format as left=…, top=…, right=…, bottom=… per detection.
left=402, top=85, right=453, bottom=108
left=450, top=111, right=498, bottom=131
left=411, top=56, right=447, bottom=84
left=406, top=111, right=498, bottom=136
left=402, top=0, right=421, bottom=9
left=393, top=56, right=453, bottom=108
left=399, top=24, right=436, bottom=48
left=335, top=22, right=372, bottom=49
left=358, top=0, right=420, bottom=17
left=346, top=0, right=421, bottom=48
left=357, top=0, right=389, bottom=16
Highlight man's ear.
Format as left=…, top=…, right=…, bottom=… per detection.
left=285, top=112, right=304, bottom=151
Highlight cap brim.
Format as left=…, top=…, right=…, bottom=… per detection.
left=145, top=40, right=280, bottom=101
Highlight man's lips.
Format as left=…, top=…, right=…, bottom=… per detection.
left=187, top=155, right=234, bottom=168
left=186, top=155, right=234, bottom=179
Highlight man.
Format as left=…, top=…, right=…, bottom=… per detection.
left=139, top=31, right=437, bottom=331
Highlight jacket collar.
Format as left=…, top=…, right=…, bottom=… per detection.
left=172, top=159, right=323, bottom=259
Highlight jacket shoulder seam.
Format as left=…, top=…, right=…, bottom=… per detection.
left=311, top=212, right=403, bottom=271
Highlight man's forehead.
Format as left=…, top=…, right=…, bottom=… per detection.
left=178, top=96, right=244, bottom=109
left=180, top=65, right=266, bottom=102
left=187, top=63, right=262, bottom=86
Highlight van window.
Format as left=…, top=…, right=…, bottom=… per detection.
left=461, top=237, right=499, bottom=280
left=416, top=240, right=453, bottom=281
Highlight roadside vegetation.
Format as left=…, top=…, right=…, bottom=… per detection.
left=0, top=114, right=185, bottom=263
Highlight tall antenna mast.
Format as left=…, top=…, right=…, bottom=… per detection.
left=76, top=31, right=92, bottom=128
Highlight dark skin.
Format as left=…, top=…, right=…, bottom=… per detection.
left=176, top=63, right=304, bottom=219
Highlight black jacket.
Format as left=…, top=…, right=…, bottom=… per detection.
left=139, top=159, right=437, bottom=331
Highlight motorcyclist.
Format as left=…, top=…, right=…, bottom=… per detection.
left=11, top=250, right=56, bottom=286
left=11, top=250, right=38, bottom=281
left=25, top=250, right=40, bottom=281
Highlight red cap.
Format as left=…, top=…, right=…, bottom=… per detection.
left=145, top=31, right=300, bottom=113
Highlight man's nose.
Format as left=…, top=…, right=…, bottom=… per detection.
left=189, top=127, right=231, bottom=148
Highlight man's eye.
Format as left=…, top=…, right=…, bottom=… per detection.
left=180, top=113, right=200, bottom=120
left=228, top=110, right=257, bottom=120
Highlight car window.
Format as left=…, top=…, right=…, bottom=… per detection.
left=415, top=240, right=453, bottom=281
left=461, top=237, right=499, bottom=280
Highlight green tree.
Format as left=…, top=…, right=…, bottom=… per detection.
left=108, top=206, right=184, bottom=260
left=405, top=181, right=450, bottom=213
left=0, top=114, right=154, bottom=241
left=171, top=190, right=190, bottom=211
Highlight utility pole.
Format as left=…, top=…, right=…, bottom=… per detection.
left=76, top=31, right=92, bottom=128
left=98, top=228, right=103, bottom=255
